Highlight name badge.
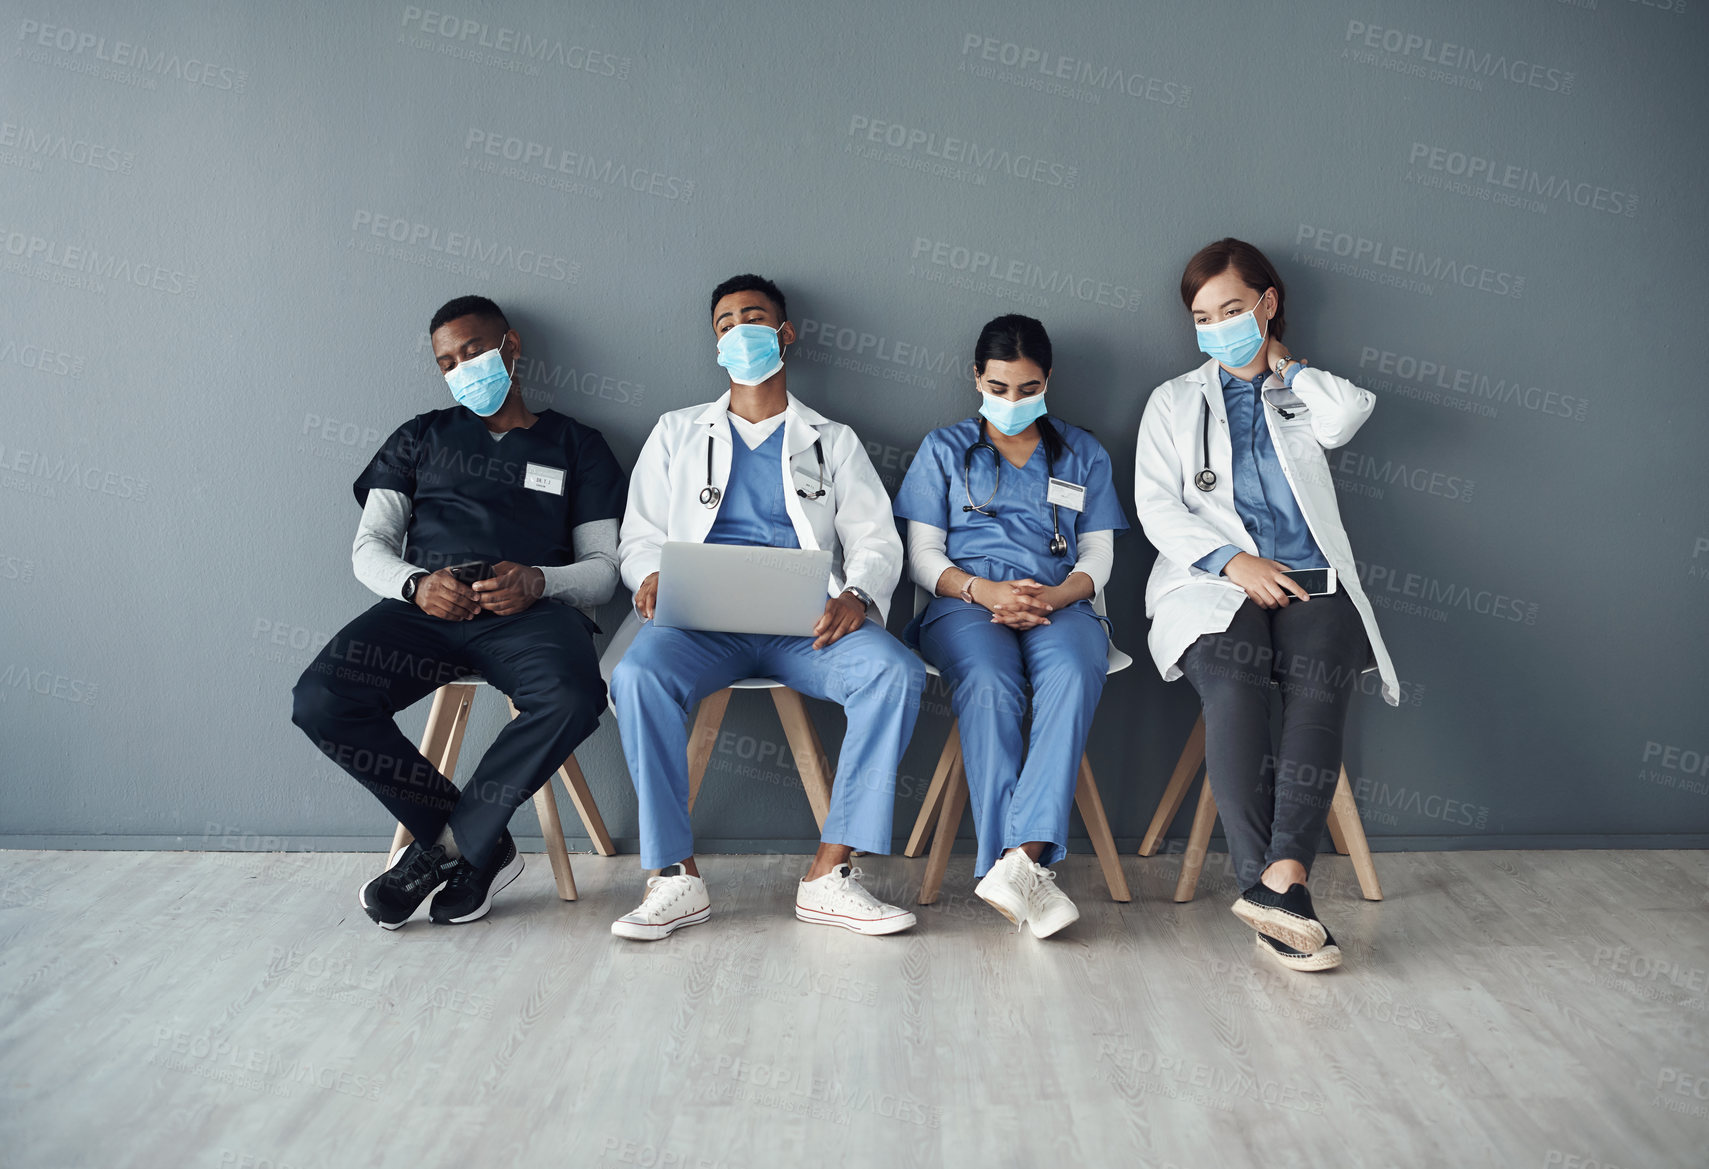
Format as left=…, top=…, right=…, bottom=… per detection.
left=1046, top=477, right=1086, bottom=511
left=524, top=462, right=566, bottom=495
left=792, top=468, right=827, bottom=500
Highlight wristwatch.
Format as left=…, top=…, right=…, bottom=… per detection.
left=1274, top=353, right=1305, bottom=377
left=959, top=576, right=980, bottom=604
left=402, top=571, right=428, bottom=602
left=843, top=586, right=874, bottom=611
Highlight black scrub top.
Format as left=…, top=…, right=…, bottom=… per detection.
left=353, top=407, right=626, bottom=574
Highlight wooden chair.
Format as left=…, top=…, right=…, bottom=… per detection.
left=1138, top=712, right=1382, bottom=902
left=684, top=680, right=833, bottom=831
left=903, top=593, right=1132, bottom=905
left=597, top=612, right=835, bottom=846
left=387, top=678, right=616, bottom=901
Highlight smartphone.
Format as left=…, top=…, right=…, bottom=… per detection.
left=1282, top=567, right=1338, bottom=596
left=447, top=560, right=495, bottom=584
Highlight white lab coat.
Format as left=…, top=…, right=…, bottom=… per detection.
left=1132, top=357, right=1400, bottom=706
left=617, top=390, right=905, bottom=623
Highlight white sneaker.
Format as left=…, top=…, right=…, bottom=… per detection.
left=975, top=850, right=1080, bottom=938
left=974, top=849, right=1034, bottom=929
left=1021, top=861, right=1079, bottom=939
left=611, top=864, right=711, bottom=941
left=795, top=864, right=916, bottom=935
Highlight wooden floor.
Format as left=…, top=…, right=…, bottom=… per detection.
left=1, top=848, right=1706, bottom=1169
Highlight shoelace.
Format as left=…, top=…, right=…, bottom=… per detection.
left=832, top=867, right=886, bottom=912
left=638, top=874, right=690, bottom=915
left=395, top=849, right=446, bottom=895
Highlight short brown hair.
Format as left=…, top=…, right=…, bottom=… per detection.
left=1179, top=238, right=1286, bottom=341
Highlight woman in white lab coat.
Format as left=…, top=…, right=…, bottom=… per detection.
left=1133, top=238, right=1399, bottom=972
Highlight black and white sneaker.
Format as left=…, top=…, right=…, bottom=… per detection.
left=1255, top=930, right=1343, bottom=972
left=430, top=831, right=523, bottom=924
left=359, top=841, right=458, bottom=930
left=1232, top=881, right=1329, bottom=954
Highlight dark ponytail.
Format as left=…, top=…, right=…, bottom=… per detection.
left=973, top=314, right=1064, bottom=462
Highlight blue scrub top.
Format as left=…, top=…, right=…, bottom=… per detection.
left=894, top=416, right=1128, bottom=634
left=705, top=425, right=800, bottom=549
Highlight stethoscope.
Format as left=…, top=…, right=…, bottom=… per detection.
left=962, top=419, right=1069, bottom=558
left=1193, top=390, right=1298, bottom=492
left=699, top=433, right=826, bottom=508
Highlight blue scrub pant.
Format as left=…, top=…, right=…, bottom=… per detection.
left=919, top=603, right=1108, bottom=877
left=610, top=621, right=927, bottom=869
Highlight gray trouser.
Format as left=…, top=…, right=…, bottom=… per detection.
left=1179, top=589, right=1369, bottom=889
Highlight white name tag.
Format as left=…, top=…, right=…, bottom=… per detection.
left=1046, top=477, right=1085, bottom=511
left=524, top=462, right=566, bottom=495
left=792, top=468, right=827, bottom=500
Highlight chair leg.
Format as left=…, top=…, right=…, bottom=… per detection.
left=558, top=754, right=617, bottom=857
left=685, top=689, right=733, bottom=814
left=770, top=688, right=833, bottom=834
left=1328, top=766, right=1383, bottom=901
left=390, top=683, right=476, bottom=857
left=1074, top=756, right=1132, bottom=902
left=1173, top=779, right=1218, bottom=903
left=917, top=761, right=968, bottom=905
left=499, top=696, right=617, bottom=859
left=903, top=723, right=961, bottom=859
left=1139, top=713, right=1207, bottom=857
left=530, top=778, right=579, bottom=901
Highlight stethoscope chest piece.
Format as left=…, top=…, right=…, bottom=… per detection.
left=1193, top=468, right=1218, bottom=492
left=699, top=485, right=722, bottom=508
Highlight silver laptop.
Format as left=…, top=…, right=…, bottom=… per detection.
left=654, top=542, right=833, bottom=636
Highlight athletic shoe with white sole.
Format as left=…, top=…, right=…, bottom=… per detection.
left=1231, top=881, right=1329, bottom=954
left=1020, top=861, right=1079, bottom=939
left=974, top=849, right=1033, bottom=929
left=611, top=864, right=710, bottom=941
left=359, top=840, right=458, bottom=930
left=430, top=831, right=523, bottom=924
left=1256, top=929, right=1344, bottom=972
left=795, top=864, right=915, bottom=936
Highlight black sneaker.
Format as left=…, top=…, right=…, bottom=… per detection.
left=429, top=831, right=523, bottom=925
left=1255, top=929, right=1343, bottom=972
left=1231, top=881, right=1329, bottom=954
left=359, top=841, right=458, bottom=930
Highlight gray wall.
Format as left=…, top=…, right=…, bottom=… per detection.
left=4, top=0, right=1706, bottom=854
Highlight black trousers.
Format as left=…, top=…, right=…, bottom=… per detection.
left=1178, top=589, right=1369, bottom=889
left=291, top=599, right=605, bottom=869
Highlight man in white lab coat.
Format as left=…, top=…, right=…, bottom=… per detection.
left=607, top=274, right=925, bottom=941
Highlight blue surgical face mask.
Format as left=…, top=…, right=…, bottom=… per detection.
left=1195, top=289, right=1271, bottom=368
left=445, top=343, right=512, bottom=417
left=978, top=385, right=1049, bottom=436
left=716, top=323, right=785, bottom=386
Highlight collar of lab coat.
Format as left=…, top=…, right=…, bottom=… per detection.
left=1188, top=355, right=1288, bottom=423
left=691, top=389, right=828, bottom=457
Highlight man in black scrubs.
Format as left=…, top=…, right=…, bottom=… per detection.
left=291, top=295, right=626, bottom=929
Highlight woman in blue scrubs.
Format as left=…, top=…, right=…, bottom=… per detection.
left=894, top=315, right=1128, bottom=938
